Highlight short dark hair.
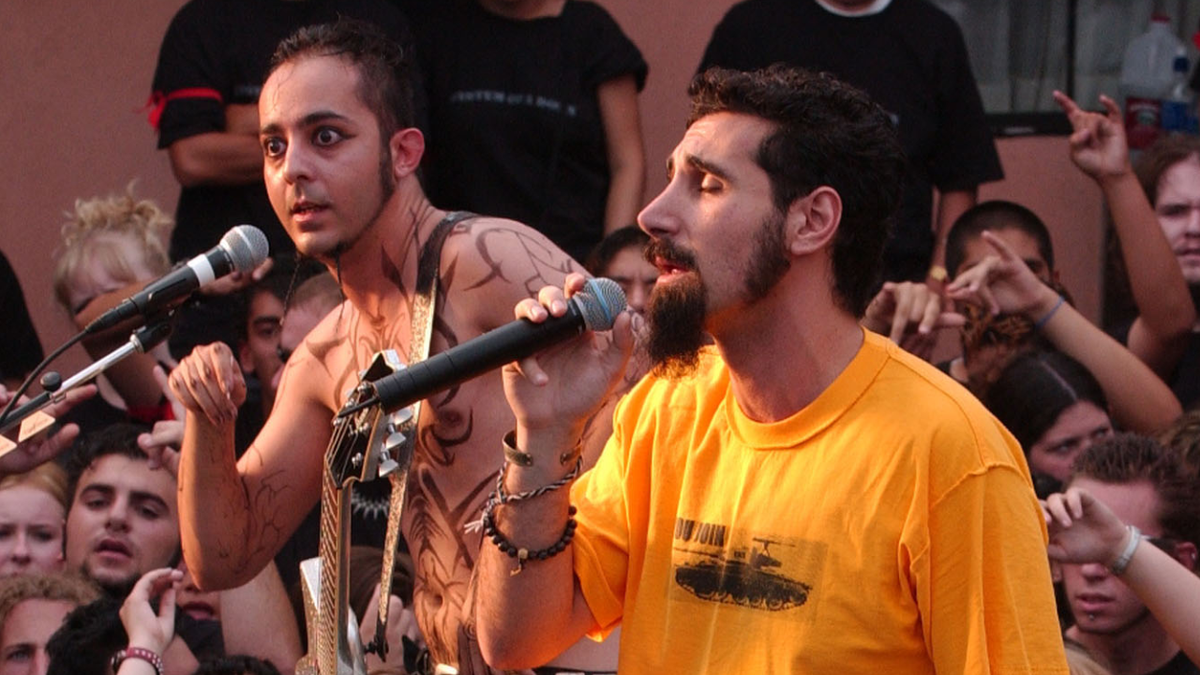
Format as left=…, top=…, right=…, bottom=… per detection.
left=945, top=200, right=1055, bottom=278
left=1070, top=433, right=1200, bottom=548
left=984, top=349, right=1108, bottom=452
left=585, top=226, right=650, bottom=277
left=1135, top=134, right=1200, bottom=205
left=65, top=422, right=154, bottom=503
left=687, top=66, right=905, bottom=316
left=270, top=18, right=416, bottom=144
left=45, top=595, right=125, bottom=675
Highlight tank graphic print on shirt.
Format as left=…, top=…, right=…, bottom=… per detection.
left=671, top=517, right=823, bottom=613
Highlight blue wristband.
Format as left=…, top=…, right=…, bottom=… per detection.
left=1033, top=295, right=1065, bottom=331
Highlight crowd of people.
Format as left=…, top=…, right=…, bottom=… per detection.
left=3, top=1, right=1200, bottom=675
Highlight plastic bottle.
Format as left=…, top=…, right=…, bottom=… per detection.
left=1161, top=49, right=1198, bottom=135
left=1120, top=14, right=1186, bottom=149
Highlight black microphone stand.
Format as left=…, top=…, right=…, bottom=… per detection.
left=0, top=315, right=174, bottom=434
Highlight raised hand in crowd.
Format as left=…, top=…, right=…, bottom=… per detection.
left=137, top=365, right=184, bottom=475
left=1054, top=90, right=1196, bottom=377
left=947, top=230, right=1180, bottom=432
left=116, top=567, right=185, bottom=674
left=1044, top=487, right=1200, bottom=666
left=0, top=383, right=95, bottom=477
left=862, top=281, right=964, bottom=360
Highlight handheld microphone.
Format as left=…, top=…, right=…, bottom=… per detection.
left=84, top=225, right=270, bottom=334
left=371, top=277, right=627, bottom=413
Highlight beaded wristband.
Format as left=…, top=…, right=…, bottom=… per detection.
left=482, top=502, right=578, bottom=576
left=1033, top=295, right=1066, bottom=331
left=1110, top=524, right=1143, bottom=576
left=111, top=647, right=164, bottom=675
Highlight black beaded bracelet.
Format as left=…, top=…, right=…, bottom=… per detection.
left=482, top=503, right=578, bottom=576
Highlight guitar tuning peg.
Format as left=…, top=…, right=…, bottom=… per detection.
left=391, top=408, right=414, bottom=426
left=351, top=453, right=363, bottom=469
left=384, top=432, right=406, bottom=454
left=378, top=458, right=400, bottom=477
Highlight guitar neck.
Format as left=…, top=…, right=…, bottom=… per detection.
left=313, top=470, right=360, bottom=675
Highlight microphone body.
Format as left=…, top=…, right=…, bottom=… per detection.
left=85, top=225, right=269, bottom=334
left=372, top=278, right=626, bottom=413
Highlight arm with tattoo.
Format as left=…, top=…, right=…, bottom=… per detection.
left=171, top=341, right=330, bottom=590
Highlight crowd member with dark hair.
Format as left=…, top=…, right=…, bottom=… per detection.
left=62, top=423, right=301, bottom=672
left=476, top=65, right=1066, bottom=673
left=168, top=18, right=611, bottom=673
left=1047, top=485, right=1200, bottom=671
left=63, top=423, right=181, bottom=598
left=944, top=200, right=1057, bottom=284
left=1046, top=434, right=1200, bottom=675
left=697, top=0, right=1003, bottom=285
left=0, top=572, right=100, bottom=675
left=947, top=229, right=1180, bottom=431
left=985, top=350, right=1114, bottom=498
left=585, top=225, right=655, bottom=316
left=408, top=0, right=648, bottom=263
left=231, top=257, right=327, bottom=454
left=45, top=594, right=170, bottom=675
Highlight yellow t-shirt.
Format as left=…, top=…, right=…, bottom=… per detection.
left=571, top=330, right=1068, bottom=674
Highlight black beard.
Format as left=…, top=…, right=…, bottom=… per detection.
left=745, top=210, right=790, bottom=302
left=645, top=271, right=708, bottom=379
left=644, top=238, right=706, bottom=378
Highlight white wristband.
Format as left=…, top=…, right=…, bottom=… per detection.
left=1110, top=524, right=1142, bottom=576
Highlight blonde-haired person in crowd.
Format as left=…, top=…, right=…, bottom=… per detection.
left=0, top=463, right=69, bottom=578
left=0, top=572, right=101, bottom=675
left=51, top=186, right=177, bottom=426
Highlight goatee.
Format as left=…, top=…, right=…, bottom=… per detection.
left=644, top=239, right=707, bottom=379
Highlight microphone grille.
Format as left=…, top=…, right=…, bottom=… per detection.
left=222, top=225, right=270, bottom=272
left=574, top=277, right=627, bottom=331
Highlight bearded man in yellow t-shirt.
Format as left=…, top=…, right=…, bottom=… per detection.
left=475, top=64, right=1070, bottom=675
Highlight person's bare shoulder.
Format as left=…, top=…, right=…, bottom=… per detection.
left=439, top=216, right=585, bottom=330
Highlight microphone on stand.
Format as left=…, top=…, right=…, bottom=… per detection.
left=85, top=225, right=269, bottom=334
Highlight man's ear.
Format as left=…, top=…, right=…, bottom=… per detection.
left=788, top=186, right=842, bottom=257
left=389, top=128, right=425, bottom=180
left=1172, top=540, right=1198, bottom=571
left=238, top=343, right=254, bottom=373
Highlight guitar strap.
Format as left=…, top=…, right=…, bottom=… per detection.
left=372, top=211, right=476, bottom=658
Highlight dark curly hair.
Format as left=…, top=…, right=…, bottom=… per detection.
left=687, top=65, right=906, bottom=316
left=45, top=595, right=125, bottom=675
